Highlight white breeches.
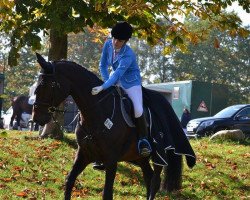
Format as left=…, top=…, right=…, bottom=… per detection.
left=123, top=85, right=143, bottom=118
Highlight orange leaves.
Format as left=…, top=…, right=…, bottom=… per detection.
left=205, top=162, right=216, bottom=170
left=16, top=191, right=28, bottom=197
left=13, top=165, right=23, bottom=172
left=0, top=177, right=12, bottom=182
left=72, top=188, right=89, bottom=198
left=35, top=141, right=61, bottom=159
left=203, top=158, right=216, bottom=170
left=188, top=33, right=200, bottom=45
left=226, top=159, right=238, bottom=170
left=0, top=183, right=7, bottom=189
left=242, top=153, right=250, bottom=158
left=86, top=26, right=109, bottom=45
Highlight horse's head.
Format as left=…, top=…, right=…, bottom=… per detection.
left=32, top=53, right=70, bottom=126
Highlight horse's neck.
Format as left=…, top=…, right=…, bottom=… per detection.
left=71, top=91, right=102, bottom=130
left=61, top=67, right=103, bottom=129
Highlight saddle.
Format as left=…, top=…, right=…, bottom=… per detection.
left=114, top=86, right=151, bottom=128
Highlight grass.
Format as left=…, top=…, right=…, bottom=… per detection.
left=0, top=130, right=249, bottom=199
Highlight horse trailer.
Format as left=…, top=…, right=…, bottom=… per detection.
left=145, top=80, right=229, bottom=120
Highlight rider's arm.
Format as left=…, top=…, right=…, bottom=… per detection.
left=99, top=41, right=110, bottom=82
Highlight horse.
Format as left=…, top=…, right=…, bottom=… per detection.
left=10, top=95, right=38, bottom=131
left=32, top=53, right=196, bottom=200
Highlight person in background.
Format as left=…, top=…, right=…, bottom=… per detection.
left=181, top=108, right=191, bottom=135
left=91, top=21, right=152, bottom=169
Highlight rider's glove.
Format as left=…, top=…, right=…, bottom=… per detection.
left=91, top=86, right=103, bottom=95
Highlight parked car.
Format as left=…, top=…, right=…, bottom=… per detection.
left=2, top=107, right=32, bottom=130
left=186, top=104, right=250, bottom=138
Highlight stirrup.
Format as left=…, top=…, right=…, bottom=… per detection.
left=138, top=139, right=152, bottom=157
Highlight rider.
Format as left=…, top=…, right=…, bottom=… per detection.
left=92, top=21, right=152, bottom=163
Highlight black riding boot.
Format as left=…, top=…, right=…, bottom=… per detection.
left=135, top=113, right=152, bottom=157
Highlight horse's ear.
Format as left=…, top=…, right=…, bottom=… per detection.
left=36, top=52, right=53, bottom=72
left=36, top=53, right=46, bottom=66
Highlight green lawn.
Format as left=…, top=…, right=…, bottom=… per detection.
left=0, top=130, right=249, bottom=199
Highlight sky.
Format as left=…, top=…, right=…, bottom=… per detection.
left=226, top=2, right=250, bottom=26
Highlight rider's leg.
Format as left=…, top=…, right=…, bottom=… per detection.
left=135, top=112, right=151, bottom=157
left=124, top=86, right=151, bottom=157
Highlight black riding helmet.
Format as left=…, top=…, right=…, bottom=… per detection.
left=111, top=21, right=133, bottom=40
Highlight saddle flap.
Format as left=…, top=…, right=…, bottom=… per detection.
left=118, top=87, right=151, bottom=128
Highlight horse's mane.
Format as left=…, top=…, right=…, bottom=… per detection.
left=54, top=60, right=103, bottom=85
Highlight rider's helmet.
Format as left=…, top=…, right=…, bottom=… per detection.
left=111, top=21, right=133, bottom=40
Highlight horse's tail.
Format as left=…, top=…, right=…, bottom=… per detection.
left=161, top=150, right=183, bottom=192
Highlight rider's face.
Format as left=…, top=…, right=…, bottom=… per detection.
left=112, top=38, right=126, bottom=50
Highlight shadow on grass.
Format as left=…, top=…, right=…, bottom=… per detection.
left=62, top=134, right=78, bottom=149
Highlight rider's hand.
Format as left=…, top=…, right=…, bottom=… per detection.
left=91, top=86, right=103, bottom=95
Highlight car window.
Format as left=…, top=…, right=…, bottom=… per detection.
left=214, top=105, right=245, bottom=118
left=237, top=108, right=250, bottom=119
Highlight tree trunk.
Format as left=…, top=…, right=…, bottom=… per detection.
left=40, top=28, right=68, bottom=139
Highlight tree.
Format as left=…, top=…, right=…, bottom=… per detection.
left=67, top=26, right=108, bottom=74
left=0, top=0, right=249, bottom=138
left=3, top=49, right=39, bottom=110
left=0, top=33, right=40, bottom=111
left=171, top=17, right=250, bottom=104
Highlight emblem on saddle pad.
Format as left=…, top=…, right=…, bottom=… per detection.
left=104, top=118, right=113, bottom=130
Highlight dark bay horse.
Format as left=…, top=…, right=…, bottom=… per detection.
left=10, top=95, right=32, bottom=130
left=33, top=53, right=196, bottom=200
left=10, top=95, right=39, bottom=131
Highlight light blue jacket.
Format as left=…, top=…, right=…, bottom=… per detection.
left=99, top=39, right=142, bottom=89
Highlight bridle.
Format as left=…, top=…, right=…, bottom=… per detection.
left=34, top=72, right=66, bottom=116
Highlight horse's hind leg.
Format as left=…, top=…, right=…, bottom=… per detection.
left=103, top=163, right=117, bottom=200
left=149, top=164, right=162, bottom=200
left=9, top=114, right=15, bottom=129
left=64, top=149, right=88, bottom=200
left=16, top=114, right=22, bottom=130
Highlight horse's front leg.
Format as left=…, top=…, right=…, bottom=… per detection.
left=149, top=164, right=162, bottom=200
left=103, top=163, right=117, bottom=200
left=9, top=114, right=15, bottom=129
left=64, top=149, right=88, bottom=200
left=137, top=159, right=153, bottom=199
